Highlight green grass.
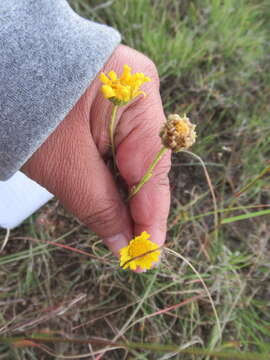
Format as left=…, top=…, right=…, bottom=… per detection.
left=1, top=0, right=270, bottom=358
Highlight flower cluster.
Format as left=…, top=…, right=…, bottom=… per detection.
left=100, top=65, right=151, bottom=106
left=120, top=231, right=160, bottom=271
left=160, top=114, right=197, bottom=152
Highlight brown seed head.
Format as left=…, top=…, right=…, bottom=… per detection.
left=160, top=114, right=197, bottom=152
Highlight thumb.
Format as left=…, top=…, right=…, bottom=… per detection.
left=22, top=92, right=132, bottom=257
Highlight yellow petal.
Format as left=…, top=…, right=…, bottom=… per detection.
left=123, top=64, right=131, bottom=72
left=119, top=248, right=129, bottom=264
left=151, top=252, right=160, bottom=263
left=133, top=91, right=146, bottom=99
left=99, top=72, right=110, bottom=84
left=143, top=262, right=152, bottom=270
left=120, top=246, right=128, bottom=255
left=101, top=85, right=115, bottom=98
left=130, top=261, right=137, bottom=270
left=122, top=262, right=130, bottom=270
left=140, top=231, right=150, bottom=240
left=121, top=64, right=132, bottom=83
left=108, top=71, right=118, bottom=81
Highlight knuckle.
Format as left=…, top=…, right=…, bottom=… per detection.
left=155, top=168, right=171, bottom=187
left=153, top=154, right=172, bottom=186
left=115, top=45, right=160, bottom=85
left=81, top=199, right=122, bottom=232
left=142, top=56, right=159, bottom=83
left=159, top=176, right=171, bottom=191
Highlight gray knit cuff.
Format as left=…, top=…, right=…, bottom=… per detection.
left=0, top=0, right=121, bottom=180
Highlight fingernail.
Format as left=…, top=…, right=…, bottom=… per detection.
left=104, top=233, right=129, bottom=257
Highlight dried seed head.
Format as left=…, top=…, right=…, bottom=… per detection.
left=160, top=114, right=197, bottom=152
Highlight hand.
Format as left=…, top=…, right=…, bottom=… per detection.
left=22, top=45, right=171, bottom=260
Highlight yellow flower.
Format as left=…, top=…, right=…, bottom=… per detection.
left=120, top=231, right=161, bottom=271
left=99, top=65, right=151, bottom=106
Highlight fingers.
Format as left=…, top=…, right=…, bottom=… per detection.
left=87, top=43, right=171, bottom=252
left=116, top=85, right=171, bottom=248
left=22, top=92, right=132, bottom=257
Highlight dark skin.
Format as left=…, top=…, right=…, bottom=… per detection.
left=22, top=45, right=171, bottom=265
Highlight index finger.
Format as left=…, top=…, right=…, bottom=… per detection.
left=116, top=87, right=171, bottom=248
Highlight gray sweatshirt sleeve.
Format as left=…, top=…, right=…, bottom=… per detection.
left=0, top=0, right=121, bottom=180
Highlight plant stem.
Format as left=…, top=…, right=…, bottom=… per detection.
left=225, top=163, right=270, bottom=212
left=128, top=146, right=168, bottom=199
left=109, top=105, right=119, bottom=166
left=2, top=335, right=268, bottom=359
left=182, top=150, right=219, bottom=244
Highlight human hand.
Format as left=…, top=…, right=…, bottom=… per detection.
left=22, top=45, right=171, bottom=260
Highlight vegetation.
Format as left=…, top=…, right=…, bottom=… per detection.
left=1, top=0, right=270, bottom=358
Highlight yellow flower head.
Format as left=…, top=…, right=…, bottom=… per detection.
left=99, top=65, right=151, bottom=106
left=120, top=231, right=161, bottom=271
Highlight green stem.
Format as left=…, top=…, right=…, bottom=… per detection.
left=128, top=146, right=168, bottom=199
left=109, top=105, right=119, bottom=166
left=235, top=164, right=270, bottom=198
left=2, top=335, right=268, bottom=359
left=220, top=163, right=270, bottom=229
